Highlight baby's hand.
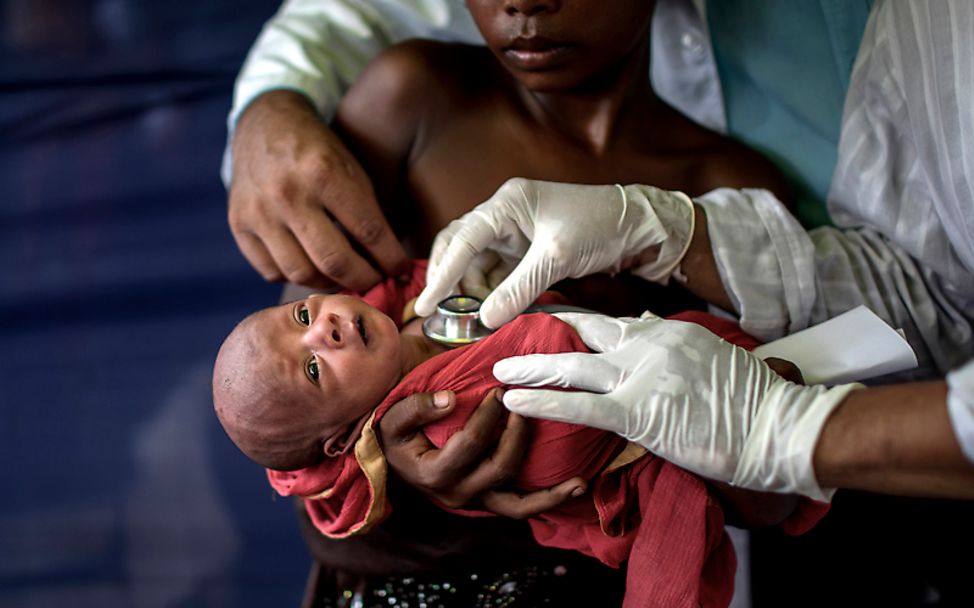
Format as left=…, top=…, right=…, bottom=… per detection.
left=379, top=388, right=586, bottom=516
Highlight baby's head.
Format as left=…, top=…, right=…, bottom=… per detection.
left=213, top=294, right=404, bottom=471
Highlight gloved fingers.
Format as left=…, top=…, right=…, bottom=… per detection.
left=480, top=244, right=561, bottom=329
left=486, top=257, right=515, bottom=291
left=416, top=231, right=463, bottom=316
left=503, top=389, right=631, bottom=437
left=459, top=251, right=502, bottom=301
left=417, top=216, right=496, bottom=316
left=426, top=219, right=459, bottom=270
left=414, top=277, right=461, bottom=318
left=549, top=312, right=637, bottom=354
left=493, top=352, right=619, bottom=393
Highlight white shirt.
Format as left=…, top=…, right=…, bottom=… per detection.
left=225, top=0, right=974, bottom=461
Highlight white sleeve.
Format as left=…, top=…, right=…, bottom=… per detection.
left=649, top=0, right=725, bottom=133
left=700, top=0, right=974, bottom=378
left=222, top=0, right=481, bottom=185
left=947, top=360, right=974, bottom=464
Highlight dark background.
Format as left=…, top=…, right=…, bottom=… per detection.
left=0, top=1, right=309, bottom=605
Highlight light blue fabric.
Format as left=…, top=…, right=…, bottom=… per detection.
left=707, top=0, right=872, bottom=228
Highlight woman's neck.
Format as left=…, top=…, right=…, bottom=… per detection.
left=513, top=37, right=658, bottom=156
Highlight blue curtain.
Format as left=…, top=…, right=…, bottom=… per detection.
left=0, top=2, right=308, bottom=606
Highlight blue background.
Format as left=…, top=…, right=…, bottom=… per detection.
left=0, top=1, right=310, bottom=605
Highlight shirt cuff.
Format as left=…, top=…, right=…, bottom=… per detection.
left=947, top=359, right=974, bottom=464
left=697, top=187, right=816, bottom=341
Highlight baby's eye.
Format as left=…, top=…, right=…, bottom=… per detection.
left=306, top=358, right=319, bottom=383
left=297, top=304, right=311, bottom=326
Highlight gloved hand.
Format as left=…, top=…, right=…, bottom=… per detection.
left=414, top=178, right=696, bottom=328
left=493, top=312, right=863, bottom=501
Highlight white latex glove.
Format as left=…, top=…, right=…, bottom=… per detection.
left=414, top=178, right=695, bottom=328
left=493, top=312, right=863, bottom=501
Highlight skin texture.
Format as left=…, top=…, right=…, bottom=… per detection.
left=814, top=382, right=974, bottom=498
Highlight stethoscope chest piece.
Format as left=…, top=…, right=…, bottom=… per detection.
left=422, top=295, right=494, bottom=347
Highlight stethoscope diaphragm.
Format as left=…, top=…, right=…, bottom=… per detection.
left=422, top=295, right=494, bottom=347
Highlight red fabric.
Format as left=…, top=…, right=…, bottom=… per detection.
left=266, top=261, right=827, bottom=607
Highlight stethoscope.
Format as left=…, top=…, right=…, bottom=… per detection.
left=422, top=294, right=595, bottom=347
left=422, top=295, right=494, bottom=347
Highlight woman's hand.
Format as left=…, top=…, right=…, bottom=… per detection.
left=378, top=388, right=586, bottom=519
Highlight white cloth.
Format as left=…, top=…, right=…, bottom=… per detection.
left=701, top=0, right=974, bottom=380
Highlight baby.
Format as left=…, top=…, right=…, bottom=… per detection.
left=213, top=260, right=824, bottom=607
left=213, top=260, right=612, bottom=474
left=212, top=262, right=440, bottom=472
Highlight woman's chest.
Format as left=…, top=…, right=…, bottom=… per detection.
left=401, top=115, right=719, bottom=251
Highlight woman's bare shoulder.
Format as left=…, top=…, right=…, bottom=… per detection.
left=335, top=40, right=496, bottom=157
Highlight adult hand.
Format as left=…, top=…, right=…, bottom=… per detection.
left=228, top=90, right=408, bottom=290
left=414, top=178, right=696, bottom=328
left=378, top=388, right=586, bottom=518
left=494, top=312, right=862, bottom=501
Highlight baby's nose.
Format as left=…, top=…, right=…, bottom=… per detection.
left=303, top=313, right=345, bottom=350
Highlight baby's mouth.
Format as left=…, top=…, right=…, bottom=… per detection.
left=356, top=315, right=368, bottom=346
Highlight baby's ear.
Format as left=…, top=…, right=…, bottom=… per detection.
left=321, top=413, right=372, bottom=457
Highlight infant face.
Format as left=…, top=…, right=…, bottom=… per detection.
left=258, top=293, right=403, bottom=426
left=213, top=293, right=403, bottom=469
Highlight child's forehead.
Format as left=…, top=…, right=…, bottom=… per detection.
left=236, top=317, right=329, bottom=414
left=242, top=306, right=283, bottom=338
